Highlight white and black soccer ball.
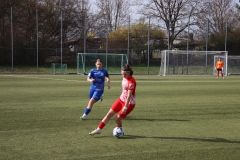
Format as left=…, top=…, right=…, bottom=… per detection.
left=113, top=127, right=124, bottom=138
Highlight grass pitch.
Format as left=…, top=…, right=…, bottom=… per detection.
left=0, top=74, right=240, bottom=160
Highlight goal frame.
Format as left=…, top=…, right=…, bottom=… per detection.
left=51, top=63, right=67, bottom=74
left=77, top=53, right=128, bottom=75
left=227, top=56, right=240, bottom=75
left=159, top=50, right=228, bottom=76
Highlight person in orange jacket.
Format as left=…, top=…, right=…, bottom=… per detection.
left=215, top=58, right=224, bottom=79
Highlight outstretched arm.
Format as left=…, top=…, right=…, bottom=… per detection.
left=122, top=90, right=133, bottom=114
left=106, top=76, right=110, bottom=89
left=87, top=77, right=95, bottom=82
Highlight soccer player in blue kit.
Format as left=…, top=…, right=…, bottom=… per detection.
left=80, top=59, right=110, bottom=120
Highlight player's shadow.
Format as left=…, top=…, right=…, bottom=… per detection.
left=87, top=118, right=191, bottom=122
left=121, top=135, right=240, bottom=144
left=125, top=117, right=191, bottom=122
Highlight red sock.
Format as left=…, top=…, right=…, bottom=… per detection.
left=98, top=121, right=105, bottom=129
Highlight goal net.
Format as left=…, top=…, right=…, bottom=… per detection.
left=159, top=50, right=228, bottom=76
left=227, top=56, right=240, bottom=75
left=77, top=53, right=128, bottom=74
left=51, top=63, right=67, bottom=74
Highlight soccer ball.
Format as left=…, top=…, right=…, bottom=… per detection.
left=113, top=127, right=124, bottom=138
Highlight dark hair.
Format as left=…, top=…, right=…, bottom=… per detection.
left=122, top=64, right=133, bottom=75
left=96, top=59, right=103, bottom=63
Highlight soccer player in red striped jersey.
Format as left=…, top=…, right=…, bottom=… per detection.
left=89, top=64, right=137, bottom=135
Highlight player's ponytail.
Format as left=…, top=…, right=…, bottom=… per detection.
left=122, top=64, right=133, bottom=75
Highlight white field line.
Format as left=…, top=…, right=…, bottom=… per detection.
left=2, top=75, right=121, bottom=83
left=2, top=75, right=237, bottom=83
left=3, top=75, right=86, bottom=82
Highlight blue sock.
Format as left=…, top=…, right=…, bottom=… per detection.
left=84, top=108, right=91, bottom=115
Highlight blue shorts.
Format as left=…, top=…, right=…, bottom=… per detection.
left=89, top=89, right=103, bottom=101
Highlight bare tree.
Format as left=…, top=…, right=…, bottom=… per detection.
left=196, top=0, right=238, bottom=39
left=134, top=0, right=201, bottom=50
left=95, top=0, right=130, bottom=31
left=0, top=0, right=22, bottom=47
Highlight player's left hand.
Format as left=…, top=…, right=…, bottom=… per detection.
left=122, top=106, right=127, bottom=114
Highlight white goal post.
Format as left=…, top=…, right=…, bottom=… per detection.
left=159, top=50, right=228, bottom=76
left=77, top=53, right=128, bottom=74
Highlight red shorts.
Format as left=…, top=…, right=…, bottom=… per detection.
left=111, top=98, right=135, bottom=119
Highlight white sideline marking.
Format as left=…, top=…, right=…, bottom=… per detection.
left=2, top=75, right=235, bottom=83
left=2, top=75, right=122, bottom=83
left=3, top=75, right=85, bottom=82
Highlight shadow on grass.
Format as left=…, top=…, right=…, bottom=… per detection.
left=125, top=118, right=191, bottom=122
left=87, top=118, right=190, bottom=122
left=119, top=135, right=240, bottom=144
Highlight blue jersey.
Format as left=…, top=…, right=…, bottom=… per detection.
left=88, top=68, right=109, bottom=91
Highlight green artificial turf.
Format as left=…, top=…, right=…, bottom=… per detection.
left=0, top=75, right=240, bottom=160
